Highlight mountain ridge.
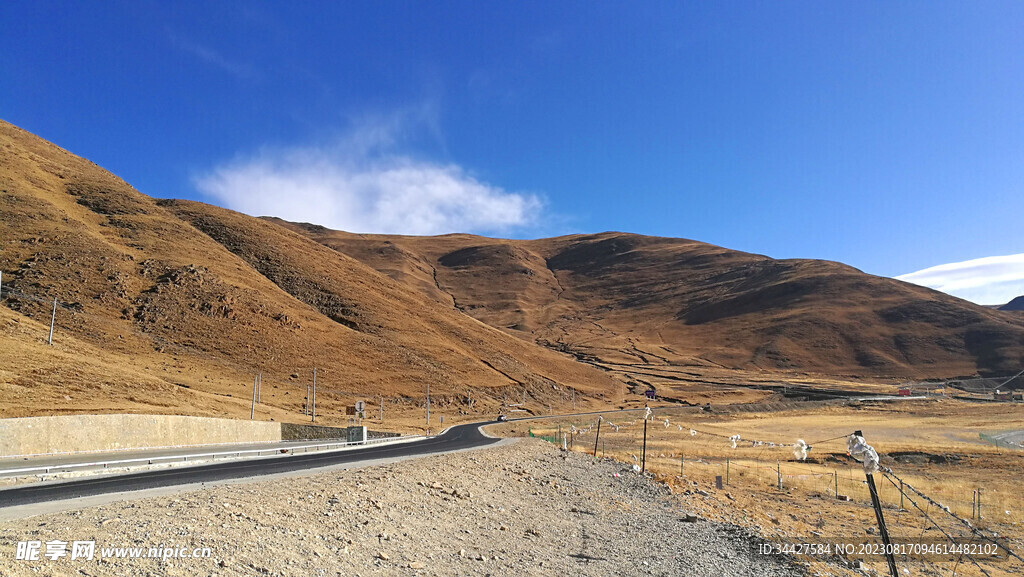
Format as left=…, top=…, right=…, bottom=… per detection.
left=269, top=221, right=1024, bottom=379
left=4, top=117, right=1024, bottom=423
left=1000, top=296, right=1024, bottom=312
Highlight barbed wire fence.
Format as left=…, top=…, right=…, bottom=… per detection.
left=530, top=408, right=1023, bottom=576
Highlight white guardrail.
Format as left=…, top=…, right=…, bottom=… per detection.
left=0, top=435, right=425, bottom=478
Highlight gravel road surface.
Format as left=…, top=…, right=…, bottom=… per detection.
left=0, top=438, right=816, bottom=576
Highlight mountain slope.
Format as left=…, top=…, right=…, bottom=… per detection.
left=0, top=119, right=619, bottom=421
left=273, top=224, right=1024, bottom=379
left=1000, top=296, right=1024, bottom=312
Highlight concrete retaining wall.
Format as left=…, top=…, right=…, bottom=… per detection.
left=0, top=414, right=282, bottom=457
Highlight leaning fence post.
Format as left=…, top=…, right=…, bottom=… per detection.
left=593, top=417, right=602, bottom=457
left=854, top=430, right=898, bottom=577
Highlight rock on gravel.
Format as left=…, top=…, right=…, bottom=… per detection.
left=0, top=438, right=811, bottom=576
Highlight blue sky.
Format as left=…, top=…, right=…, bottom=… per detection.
left=2, top=2, right=1022, bottom=302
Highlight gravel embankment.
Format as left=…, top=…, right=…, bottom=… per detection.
left=0, top=438, right=811, bottom=576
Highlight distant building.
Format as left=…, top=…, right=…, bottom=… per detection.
left=898, top=388, right=912, bottom=396
left=644, top=390, right=657, bottom=400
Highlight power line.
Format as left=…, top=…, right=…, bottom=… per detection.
left=807, top=433, right=853, bottom=446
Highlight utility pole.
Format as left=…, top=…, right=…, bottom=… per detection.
left=48, top=297, right=57, bottom=345
left=379, top=394, right=384, bottom=422
left=304, top=385, right=309, bottom=415
left=641, top=417, right=648, bottom=473
left=250, top=375, right=257, bottom=419
left=426, top=381, right=430, bottom=425
left=256, top=373, right=262, bottom=403
left=311, top=368, right=317, bottom=422
left=572, top=389, right=575, bottom=412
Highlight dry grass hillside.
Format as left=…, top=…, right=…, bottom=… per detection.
left=4, top=117, right=1023, bottom=425
left=272, top=223, right=1024, bottom=382
left=0, top=119, right=619, bottom=422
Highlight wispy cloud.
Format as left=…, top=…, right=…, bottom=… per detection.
left=896, top=254, right=1024, bottom=306
left=193, top=115, right=542, bottom=236
left=168, top=33, right=259, bottom=80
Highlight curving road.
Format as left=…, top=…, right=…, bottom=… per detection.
left=0, top=421, right=499, bottom=510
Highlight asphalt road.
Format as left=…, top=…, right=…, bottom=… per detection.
left=0, top=438, right=403, bottom=475
left=0, top=421, right=499, bottom=509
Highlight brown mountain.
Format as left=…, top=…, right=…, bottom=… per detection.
left=4, top=117, right=1023, bottom=424
left=0, top=119, right=619, bottom=421
left=270, top=223, right=1024, bottom=380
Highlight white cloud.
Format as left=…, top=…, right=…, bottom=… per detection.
left=193, top=120, right=542, bottom=236
left=896, top=254, right=1024, bottom=306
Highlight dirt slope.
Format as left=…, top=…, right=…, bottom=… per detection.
left=0, top=119, right=618, bottom=421
left=273, top=225, right=1024, bottom=379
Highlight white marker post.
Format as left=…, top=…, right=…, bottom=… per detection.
left=48, top=297, right=57, bottom=345
left=250, top=375, right=257, bottom=419
left=311, top=368, right=317, bottom=422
